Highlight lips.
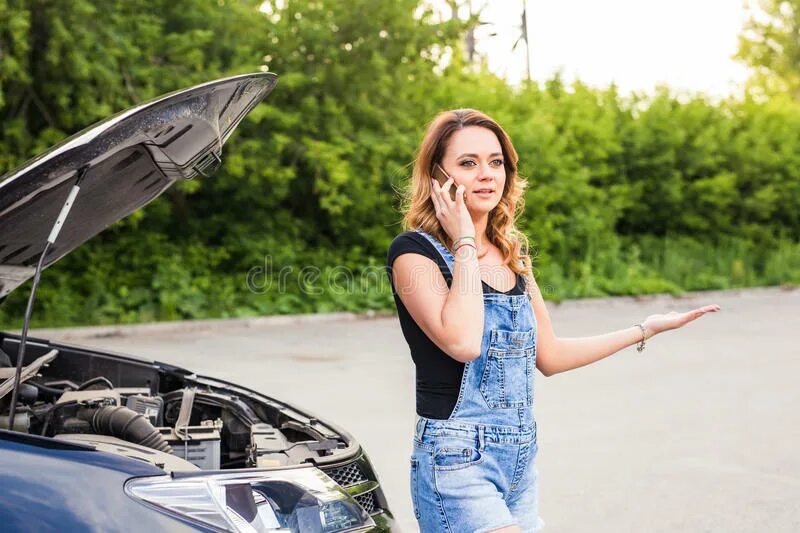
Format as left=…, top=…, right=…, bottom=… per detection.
left=473, top=189, right=494, bottom=194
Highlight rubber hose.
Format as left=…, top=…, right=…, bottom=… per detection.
left=81, top=405, right=172, bottom=453
left=77, top=377, right=114, bottom=391
left=29, top=381, right=65, bottom=397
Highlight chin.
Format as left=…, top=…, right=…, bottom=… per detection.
left=468, top=199, right=501, bottom=215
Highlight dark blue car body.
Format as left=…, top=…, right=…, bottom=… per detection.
left=0, top=429, right=207, bottom=532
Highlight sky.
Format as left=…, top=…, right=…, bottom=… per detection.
left=462, top=0, right=753, bottom=98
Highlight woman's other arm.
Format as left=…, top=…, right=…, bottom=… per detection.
left=529, top=275, right=720, bottom=377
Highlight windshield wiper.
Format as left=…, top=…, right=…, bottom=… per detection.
left=7, top=167, right=88, bottom=430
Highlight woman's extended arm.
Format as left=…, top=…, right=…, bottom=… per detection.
left=528, top=275, right=720, bottom=377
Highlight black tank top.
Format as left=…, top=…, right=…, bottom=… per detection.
left=386, top=231, right=525, bottom=419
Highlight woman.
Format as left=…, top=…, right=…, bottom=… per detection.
left=386, top=109, right=720, bottom=533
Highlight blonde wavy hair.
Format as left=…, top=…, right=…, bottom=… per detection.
left=400, top=109, right=536, bottom=300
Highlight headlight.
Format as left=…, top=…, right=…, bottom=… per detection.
left=126, top=465, right=376, bottom=532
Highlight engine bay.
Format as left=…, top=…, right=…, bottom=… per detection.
left=0, top=334, right=352, bottom=474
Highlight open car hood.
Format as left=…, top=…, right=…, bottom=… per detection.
left=0, top=72, right=277, bottom=298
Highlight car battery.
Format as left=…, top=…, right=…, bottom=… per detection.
left=159, top=419, right=222, bottom=470
left=125, top=395, right=164, bottom=426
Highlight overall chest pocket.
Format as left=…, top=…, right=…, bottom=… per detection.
left=480, top=328, right=535, bottom=409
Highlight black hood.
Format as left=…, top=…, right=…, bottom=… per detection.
left=0, top=72, right=277, bottom=299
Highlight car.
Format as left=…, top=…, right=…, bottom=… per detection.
left=0, top=73, right=394, bottom=532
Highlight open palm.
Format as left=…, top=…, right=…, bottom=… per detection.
left=642, top=304, right=721, bottom=338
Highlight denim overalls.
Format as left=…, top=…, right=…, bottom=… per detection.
left=410, top=229, right=545, bottom=532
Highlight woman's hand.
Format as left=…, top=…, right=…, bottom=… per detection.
left=641, top=304, right=721, bottom=338
left=431, top=177, right=475, bottom=243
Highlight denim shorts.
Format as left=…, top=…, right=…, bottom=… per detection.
left=410, top=417, right=545, bottom=532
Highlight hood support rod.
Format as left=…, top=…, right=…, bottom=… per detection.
left=7, top=166, right=89, bottom=430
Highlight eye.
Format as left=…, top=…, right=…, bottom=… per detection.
left=491, top=159, right=504, bottom=167
left=459, top=160, right=476, bottom=167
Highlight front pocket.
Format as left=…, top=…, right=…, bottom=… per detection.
left=433, top=438, right=484, bottom=471
left=480, top=329, right=535, bottom=409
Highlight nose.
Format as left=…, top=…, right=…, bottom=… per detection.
left=477, top=162, right=495, bottom=180
left=479, top=159, right=500, bottom=177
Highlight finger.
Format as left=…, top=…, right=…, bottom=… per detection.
left=433, top=178, right=450, bottom=203
left=430, top=181, right=442, bottom=211
left=455, top=184, right=466, bottom=205
left=689, top=305, right=720, bottom=317
left=441, top=178, right=455, bottom=202
left=683, top=308, right=712, bottom=323
left=430, top=189, right=442, bottom=215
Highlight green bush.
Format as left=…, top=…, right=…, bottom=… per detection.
left=0, top=1, right=797, bottom=328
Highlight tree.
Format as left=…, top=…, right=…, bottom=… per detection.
left=736, top=0, right=800, bottom=99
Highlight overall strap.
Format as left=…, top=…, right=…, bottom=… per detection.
left=414, top=229, right=455, bottom=277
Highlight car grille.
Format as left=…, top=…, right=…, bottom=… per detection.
left=325, top=462, right=368, bottom=487
left=353, top=492, right=376, bottom=515
left=322, top=460, right=382, bottom=516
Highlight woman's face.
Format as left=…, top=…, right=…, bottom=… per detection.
left=440, top=126, right=507, bottom=215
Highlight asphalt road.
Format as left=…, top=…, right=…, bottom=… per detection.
left=51, top=287, right=799, bottom=532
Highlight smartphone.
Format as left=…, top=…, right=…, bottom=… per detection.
left=432, top=163, right=457, bottom=201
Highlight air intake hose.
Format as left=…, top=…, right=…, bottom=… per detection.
left=80, top=405, right=172, bottom=453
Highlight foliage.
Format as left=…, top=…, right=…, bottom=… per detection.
left=0, top=0, right=797, bottom=328
left=736, top=0, right=800, bottom=99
